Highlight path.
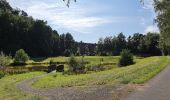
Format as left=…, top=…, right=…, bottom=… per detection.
left=17, top=73, right=126, bottom=100
left=124, top=64, right=170, bottom=100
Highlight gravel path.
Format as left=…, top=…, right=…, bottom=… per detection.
left=124, top=64, right=170, bottom=100
left=16, top=73, right=127, bottom=100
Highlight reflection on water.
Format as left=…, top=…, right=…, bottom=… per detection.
left=4, top=64, right=49, bottom=74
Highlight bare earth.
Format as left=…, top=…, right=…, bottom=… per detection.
left=16, top=73, right=130, bottom=100
left=124, top=64, right=170, bottom=100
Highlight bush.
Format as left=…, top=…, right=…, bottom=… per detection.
left=0, top=71, right=5, bottom=79
left=68, top=55, right=78, bottom=72
left=64, top=49, right=71, bottom=57
left=14, top=49, right=29, bottom=64
left=0, top=51, right=11, bottom=67
left=68, top=55, right=86, bottom=74
left=77, top=56, right=86, bottom=73
left=119, top=49, right=134, bottom=67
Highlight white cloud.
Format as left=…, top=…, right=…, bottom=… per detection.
left=143, top=25, right=159, bottom=34
left=143, top=0, right=154, bottom=11
left=7, top=0, right=113, bottom=34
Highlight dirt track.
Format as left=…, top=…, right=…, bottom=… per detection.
left=17, top=73, right=128, bottom=100
left=124, top=64, right=170, bottom=100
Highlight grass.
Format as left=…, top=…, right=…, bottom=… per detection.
left=32, top=56, right=170, bottom=88
left=1, top=56, right=170, bottom=99
left=0, top=72, right=44, bottom=100
left=27, top=56, right=120, bottom=65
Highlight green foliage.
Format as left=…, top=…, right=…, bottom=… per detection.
left=154, top=0, right=170, bottom=54
left=97, top=33, right=126, bottom=56
left=0, top=1, right=83, bottom=57
left=14, top=49, right=29, bottom=64
left=0, top=51, right=11, bottom=67
left=64, top=49, right=71, bottom=57
left=97, top=32, right=161, bottom=56
left=0, top=71, right=5, bottom=79
left=119, top=49, right=134, bottom=66
left=77, top=56, right=86, bottom=73
left=68, top=55, right=78, bottom=72
left=68, top=55, right=86, bottom=73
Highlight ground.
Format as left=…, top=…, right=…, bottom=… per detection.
left=0, top=56, right=170, bottom=100
left=124, top=62, right=170, bottom=100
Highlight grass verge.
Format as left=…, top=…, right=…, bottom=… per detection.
left=0, top=72, right=44, bottom=100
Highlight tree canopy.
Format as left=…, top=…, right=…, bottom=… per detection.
left=97, top=32, right=161, bottom=56
left=154, top=0, right=170, bottom=55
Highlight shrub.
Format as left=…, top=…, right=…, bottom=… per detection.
left=14, top=49, right=29, bottom=64
left=0, top=51, right=11, bottom=67
left=68, top=55, right=86, bottom=74
left=49, top=59, right=55, bottom=65
left=119, top=49, right=134, bottom=67
left=68, top=55, right=78, bottom=72
left=0, top=71, right=5, bottom=79
left=77, top=56, right=86, bottom=73
left=64, top=49, right=71, bottom=57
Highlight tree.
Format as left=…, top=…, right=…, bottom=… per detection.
left=130, top=33, right=145, bottom=54
left=145, top=32, right=161, bottom=55
left=119, top=49, right=134, bottom=67
left=0, top=0, right=12, bottom=11
left=65, top=32, right=75, bottom=53
left=63, top=0, right=76, bottom=7
left=117, top=33, right=127, bottom=53
left=103, top=36, right=113, bottom=55
left=97, top=38, right=104, bottom=56
left=0, top=0, right=78, bottom=57
left=154, top=0, right=170, bottom=55
left=14, top=49, right=29, bottom=64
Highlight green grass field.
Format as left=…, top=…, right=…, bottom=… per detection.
left=1, top=56, right=170, bottom=100
left=32, top=56, right=170, bottom=88
left=0, top=72, right=44, bottom=100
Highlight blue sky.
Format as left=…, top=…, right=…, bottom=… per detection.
left=7, top=0, right=159, bottom=43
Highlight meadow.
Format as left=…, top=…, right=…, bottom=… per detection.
left=32, top=56, right=170, bottom=88
left=0, top=56, right=170, bottom=100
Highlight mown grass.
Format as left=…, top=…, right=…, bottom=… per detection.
left=0, top=72, right=44, bottom=100
left=32, top=56, right=170, bottom=88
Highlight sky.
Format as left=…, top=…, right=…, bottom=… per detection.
left=7, top=0, right=159, bottom=43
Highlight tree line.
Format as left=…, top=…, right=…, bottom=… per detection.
left=0, top=0, right=168, bottom=57
left=0, top=0, right=96, bottom=57
left=97, top=32, right=161, bottom=56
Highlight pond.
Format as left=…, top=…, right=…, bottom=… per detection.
left=4, top=64, right=49, bottom=74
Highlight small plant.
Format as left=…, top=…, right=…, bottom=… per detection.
left=14, top=49, right=29, bottom=64
left=49, top=59, right=55, bottom=65
left=0, top=71, right=5, bottom=79
left=77, top=56, right=86, bottom=73
left=68, top=55, right=86, bottom=74
left=119, top=49, right=134, bottom=67
left=0, top=51, right=11, bottom=68
left=68, top=55, right=78, bottom=72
